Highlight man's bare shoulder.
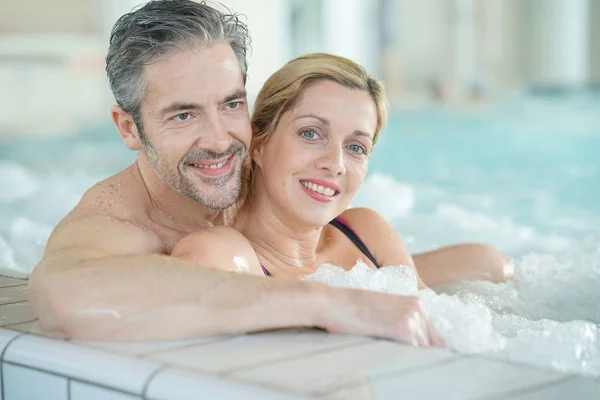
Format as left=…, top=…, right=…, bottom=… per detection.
left=48, top=166, right=165, bottom=256
left=67, top=165, right=145, bottom=222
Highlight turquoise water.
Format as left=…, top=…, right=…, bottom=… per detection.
left=0, top=92, right=599, bottom=273
left=356, top=93, right=600, bottom=255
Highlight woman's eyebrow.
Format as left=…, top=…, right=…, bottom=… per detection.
left=295, top=114, right=329, bottom=125
left=295, top=114, right=374, bottom=140
left=352, top=131, right=374, bottom=140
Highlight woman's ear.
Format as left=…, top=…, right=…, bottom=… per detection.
left=250, top=123, right=264, bottom=168
left=252, top=144, right=264, bottom=168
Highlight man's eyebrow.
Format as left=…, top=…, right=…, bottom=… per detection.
left=296, top=114, right=374, bottom=140
left=158, top=90, right=247, bottom=117
left=159, top=102, right=203, bottom=117
left=221, top=89, right=247, bottom=104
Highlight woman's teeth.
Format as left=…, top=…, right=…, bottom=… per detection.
left=301, top=181, right=336, bottom=197
left=194, top=160, right=227, bottom=169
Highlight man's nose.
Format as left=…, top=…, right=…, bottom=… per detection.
left=317, top=143, right=346, bottom=176
left=196, top=113, right=232, bottom=154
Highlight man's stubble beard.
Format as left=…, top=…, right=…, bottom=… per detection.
left=141, top=135, right=246, bottom=211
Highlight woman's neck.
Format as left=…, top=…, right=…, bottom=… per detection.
left=236, top=196, right=327, bottom=275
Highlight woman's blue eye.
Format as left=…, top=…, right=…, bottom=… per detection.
left=348, top=144, right=366, bottom=155
left=301, top=130, right=317, bottom=140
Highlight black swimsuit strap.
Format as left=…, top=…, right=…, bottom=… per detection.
left=328, top=218, right=381, bottom=268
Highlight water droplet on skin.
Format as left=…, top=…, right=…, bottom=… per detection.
left=233, top=256, right=250, bottom=272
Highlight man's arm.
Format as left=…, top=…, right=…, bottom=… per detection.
left=30, top=215, right=440, bottom=346
left=29, top=215, right=321, bottom=340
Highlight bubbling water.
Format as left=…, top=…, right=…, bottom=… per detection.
left=302, top=255, right=600, bottom=377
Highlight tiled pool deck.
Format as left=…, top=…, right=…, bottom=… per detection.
left=1, top=275, right=599, bottom=399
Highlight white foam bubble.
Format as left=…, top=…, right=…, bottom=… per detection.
left=353, top=173, right=415, bottom=220
left=0, top=161, right=99, bottom=276
left=303, top=255, right=600, bottom=378
left=0, top=161, right=39, bottom=202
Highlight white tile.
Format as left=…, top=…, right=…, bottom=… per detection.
left=2, top=363, right=67, bottom=400
left=0, top=303, right=36, bottom=327
left=504, top=377, right=600, bottom=400
left=0, top=277, right=26, bottom=288
left=71, top=381, right=141, bottom=400
left=314, top=382, right=376, bottom=400
left=74, top=336, right=226, bottom=357
left=0, top=329, right=21, bottom=355
left=145, top=367, right=307, bottom=400
left=0, top=286, right=27, bottom=305
left=361, top=357, right=566, bottom=400
left=231, top=340, right=456, bottom=396
left=317, top=381, right=378, bottom=399
left=147, top=330, right=366, bottom=374
left=3, top=334, right=163, bottom=395
left=0, top=329, right=23, bottom=400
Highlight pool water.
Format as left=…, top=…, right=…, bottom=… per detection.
left=356, top=92, right=600, bottom=256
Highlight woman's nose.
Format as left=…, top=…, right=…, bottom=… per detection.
left=316, top=144, right=346, bottom=176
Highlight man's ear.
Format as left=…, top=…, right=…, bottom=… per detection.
left=111, top=105, right=142, bottom=150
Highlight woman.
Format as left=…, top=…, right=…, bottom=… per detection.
left=172, top=53, right=509, bottom=288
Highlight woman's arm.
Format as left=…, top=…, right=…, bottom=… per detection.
left=338, top=208, right=428, bottom=289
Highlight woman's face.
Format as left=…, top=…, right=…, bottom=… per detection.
left=253, top=80, right=378, bottom=227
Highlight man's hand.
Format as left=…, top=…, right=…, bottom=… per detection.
left=320, top=287, right=445, bottom=347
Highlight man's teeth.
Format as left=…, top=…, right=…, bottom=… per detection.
left=301, top=181, right=336, bottom=196
left=194, top=160, right=227, bottom=169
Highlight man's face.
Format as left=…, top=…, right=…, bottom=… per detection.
left=137, top=44, right=251, bottom=210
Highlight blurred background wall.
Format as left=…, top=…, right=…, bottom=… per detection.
left=0, top=0, right=598, bottom=137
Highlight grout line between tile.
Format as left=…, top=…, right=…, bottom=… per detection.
left=2, top=360, right=143, bottom=397
left=2, top=318, right=39, bottom=328
left=220, top=338, right=372, bottom=376
left=67, top=377, right=72, bottom=400
left=140, top=335, right=238, bottom=358
left=0, top=300, right=29, bottom=307
left=0, top=332, right=26, bottom=400
left=141, top=364, right=170, bottom=400
left=481, top=375, right=575, bottom=400
left=318, top=355, right=462, bottom=398
left=140, top=363, right=304, bottom=400
left=0, top=283, right=27, bottom=289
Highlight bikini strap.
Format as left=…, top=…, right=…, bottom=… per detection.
left=329, top=216, right=381, bottom=268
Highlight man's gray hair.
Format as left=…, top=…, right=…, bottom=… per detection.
left=105, top=0, right=250, bottom=132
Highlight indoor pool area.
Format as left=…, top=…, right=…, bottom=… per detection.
left=2, top=0, right=600, bottom=398
left=1, top=92, right=599, bottom=399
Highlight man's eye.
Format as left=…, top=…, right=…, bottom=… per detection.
left=227, top=102, right=241, bottom=109
left=174, top=113, right=190, bottom=121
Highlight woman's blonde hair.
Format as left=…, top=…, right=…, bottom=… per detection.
left=242, top=52, right=387, bottom=202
